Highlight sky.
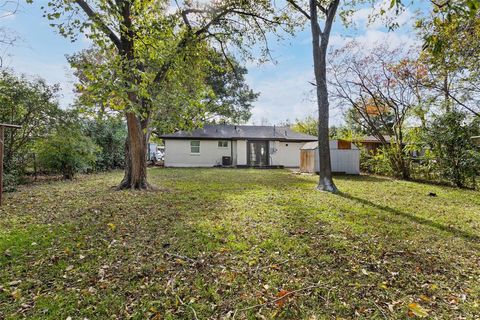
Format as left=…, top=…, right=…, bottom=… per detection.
left=1, top=0, right=426, bottom=126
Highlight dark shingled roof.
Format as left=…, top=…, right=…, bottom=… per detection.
left=160, top=125, right=317, bottom=142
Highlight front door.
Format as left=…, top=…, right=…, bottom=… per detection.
left=247, top=141, right=269, bottom=166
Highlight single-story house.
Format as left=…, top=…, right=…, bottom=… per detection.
left=300, top=140, right=360, bottom=174
left=353, top=135, right=392, bottom=154
left=160, top=125, right=317, bottom=168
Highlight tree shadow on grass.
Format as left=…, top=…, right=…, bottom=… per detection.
left=336, top=191, right=480, bottom=243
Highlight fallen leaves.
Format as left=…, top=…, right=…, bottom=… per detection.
left=107, top=223, right=116, bottom=232
left=275, top=289, right=291, bottom=307
left=408, top=303, right=430, bottom=318
left=11, top=289, right=21, bottom=300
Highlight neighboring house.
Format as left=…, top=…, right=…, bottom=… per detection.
left=472, top=136, right=480, bottom=146
left=160, top=125, right=317, bottom=168
left=353, top=135, right=393, bottom=154
left=353, top=135, right=425, bottom=158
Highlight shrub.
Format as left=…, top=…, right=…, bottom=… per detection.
left=360, top=147, right=395, bottom=176
left=0, top=71, right=64, bottom=186
left=81, top=117, right=127, bottom=171
left=35, top=129, right=100, bottom=180
left=424, top=111, right=480, bottom=188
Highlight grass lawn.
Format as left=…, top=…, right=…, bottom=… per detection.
left=0, top=168, right=479, bottom=319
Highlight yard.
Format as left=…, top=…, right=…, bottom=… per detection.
left=0, top=168, right=479, bottom=319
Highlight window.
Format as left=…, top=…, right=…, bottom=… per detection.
left=190, top=140, right=200, bottom=153
left=218, top=140, right=228, bottom=148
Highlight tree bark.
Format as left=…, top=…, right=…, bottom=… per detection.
left=116, top=2, right=151, bottom=190
left=310, top=0, right=339, bottom=192
left=117, top=111, right=151, bottom=190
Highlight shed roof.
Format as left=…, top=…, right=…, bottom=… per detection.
left=354, top=135, right=392, bottom=143
left=301, top=140, right=360, bottom=150
left=160, top=125, right=317, bottom=142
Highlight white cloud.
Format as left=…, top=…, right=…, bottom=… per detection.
left=247, top=68, right=316, bottom=125
left=5, top=55, right=76, bottom=109
left=246, top=66, right=345, bottom=126
left=329, top=28, right=419, bottom=52
left=349, top=1, right=414, bottom=30
left=244, top=2, right=419, bottom=126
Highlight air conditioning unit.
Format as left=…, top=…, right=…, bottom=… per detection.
left=222, top=156, right=232, bottom=166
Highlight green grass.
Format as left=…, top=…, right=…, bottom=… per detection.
left=0, top=168, right=479, bottom=319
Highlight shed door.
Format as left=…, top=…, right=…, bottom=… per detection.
left=247, top=141, right=269, bottom=166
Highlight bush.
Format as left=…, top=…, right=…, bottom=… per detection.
left=424, top=112, right=480, bottom=188
left=81, top=117, right=127, bottom=171
left=2, top=170, right=28, bottom=192
left=360, top=147, right=395, bottom=176
left=35, top=128, right=100, bottom=180
left=0, top=70, right=64, bottom=185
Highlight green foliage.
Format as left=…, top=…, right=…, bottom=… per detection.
left=202, top=52, right=259, bottom=124
left=424, top=111, right=480, bottom=188
left=35, top=128, right=100, bottom=180
left=360, top=147, right=395, bottom=177
left=422, top=0, right=480, bottom=57
left=0, top=70, right=66, bottom=190
left=417, top=2, right=480, bottom=116
left=43, top=0, right=291, bottom=120
left=81, top=117, right=127, bottom=171
left=292, top=115, right=318, bottom=136
left=0, top=71, right=63, bottom=173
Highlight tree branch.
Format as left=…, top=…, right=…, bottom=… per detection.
left=287, top=0, right=311, bottom=20
left=75, top=0, right=122, bottom=50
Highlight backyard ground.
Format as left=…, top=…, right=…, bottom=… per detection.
left=0, top=168, right=479, bottom=319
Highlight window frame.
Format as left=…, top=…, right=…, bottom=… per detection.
left=190, top=140, right=200, bottom=154
left=217, top=140, right=229, bottom=148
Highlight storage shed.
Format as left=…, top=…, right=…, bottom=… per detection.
left=300, top=140, right=360, bottom=174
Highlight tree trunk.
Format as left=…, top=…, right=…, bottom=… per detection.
left=117, top=111, right=151, bottom=190
left=310, top=0, right=338, bottom=192
left=115, top=2, right=152, bottom=190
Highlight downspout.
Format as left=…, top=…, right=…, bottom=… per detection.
left=230, top=139, right=234, bottom=166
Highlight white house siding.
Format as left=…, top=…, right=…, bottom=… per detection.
left=269, top=141, right=306, bottom=167
left=231, top=140, right=238, bottom=165
left=236, top=140, right=247, bottom=165
left=164, top=139, right=232, bottom=167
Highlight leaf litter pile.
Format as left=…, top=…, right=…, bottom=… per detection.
left=0, top=169, right=479, bottom=319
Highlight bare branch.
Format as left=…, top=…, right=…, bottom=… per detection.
left=75, top=0, right=122, bottom=50
left=286, top=0, right=311, bottom=20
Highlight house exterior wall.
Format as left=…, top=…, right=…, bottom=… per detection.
left=232, top=140, right=238, bottom=165
left=164, top=138, right=311, bottom=168
left=164, top=139, right=232, bottom=167
left=236, top=140, right=247, bottom=165
left=269, top=141, right=307, bottom=167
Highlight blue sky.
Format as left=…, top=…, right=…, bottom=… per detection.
left=1, top=1, right=425, bottom=125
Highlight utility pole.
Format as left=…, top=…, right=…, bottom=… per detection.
left=0, top=123, right=21, bottom=206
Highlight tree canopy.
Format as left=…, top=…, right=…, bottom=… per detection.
left=39, top=0, right=293, bottom=189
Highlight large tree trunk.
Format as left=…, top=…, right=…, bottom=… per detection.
left=115, top=2, right=152, bottom=190
left=310, top=0, right=338, bottom=192
left=117, top=111, right=151, bottom=190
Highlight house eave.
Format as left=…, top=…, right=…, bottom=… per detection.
left=160, top=137, right=317, bottom=143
